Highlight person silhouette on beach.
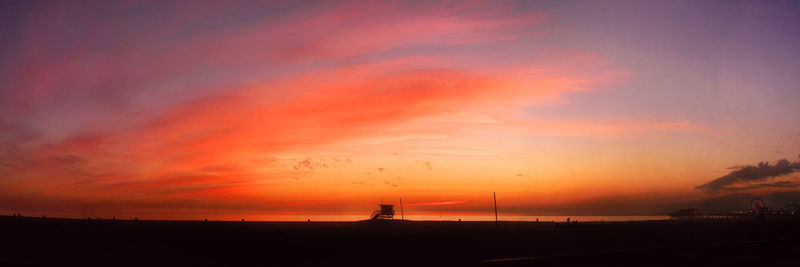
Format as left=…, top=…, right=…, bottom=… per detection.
left=567, top=217, right=570, bottom=223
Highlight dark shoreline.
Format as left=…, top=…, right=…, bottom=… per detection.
left=2, top=216, right=799, bottom=266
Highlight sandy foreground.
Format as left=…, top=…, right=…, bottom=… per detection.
left=1, top=216, right=799, bottom=266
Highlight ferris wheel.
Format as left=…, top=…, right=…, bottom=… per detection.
left=750, top=198, right=765, bottom=212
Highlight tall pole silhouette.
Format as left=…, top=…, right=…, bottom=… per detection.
left=400, top=198, right=404, bottom=221
left=493, top=192, right=498, bottom=225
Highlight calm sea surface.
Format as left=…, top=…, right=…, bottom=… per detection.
left=244, top=214, right=669, bottom=222
left=22, top=213, right=669, bottom=222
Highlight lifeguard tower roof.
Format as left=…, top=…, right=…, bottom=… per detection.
left=371, top=204, right=395, bottom=220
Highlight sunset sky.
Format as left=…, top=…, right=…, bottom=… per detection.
left=1, top=0, right=799, bottom=220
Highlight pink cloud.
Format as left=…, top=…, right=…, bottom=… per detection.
left=409, top=201, right=468, bottom=206
left=0, top=1, right=702, bottom=218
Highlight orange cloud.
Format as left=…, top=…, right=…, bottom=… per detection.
left=409, top=201, right=468, bottom=206
left=1, top=1, right=714, bottom=219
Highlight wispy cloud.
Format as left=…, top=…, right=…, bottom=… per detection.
left=408, top=201, right=467, bottom=206
left=0, top=1, right=713, bottom=217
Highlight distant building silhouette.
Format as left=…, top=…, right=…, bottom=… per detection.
left=670, top=208, right=701, bottom=219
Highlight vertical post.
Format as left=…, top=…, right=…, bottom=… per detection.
left=493, top=192, right=498, bottom=225
left=493, top=192, right=499, bottom=256
left=400, top=198, right=404, bottom=221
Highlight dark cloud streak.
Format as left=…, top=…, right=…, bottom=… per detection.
left=695, top=159, right=800, bottom=193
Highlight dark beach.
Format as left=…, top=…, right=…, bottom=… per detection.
left=1, top=216, right=799, bottom=266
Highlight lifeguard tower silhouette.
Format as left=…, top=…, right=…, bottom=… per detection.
left=370, top=204, right=395, bottom=220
